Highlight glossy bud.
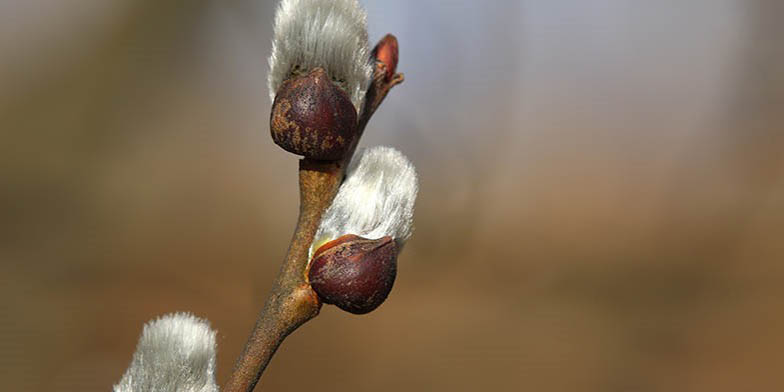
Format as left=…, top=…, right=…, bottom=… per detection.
left=372, top=34, right=399, bottom=82
left=270, top=68, right=358, bottom=160
left=308, top=234, right=398, bottom=314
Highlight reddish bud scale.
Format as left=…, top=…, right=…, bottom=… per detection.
left=372, top=34, right=399, bottom=82
left=308, top=235, right=398, bottom=315
left=270, top=68, right=358, bottom=160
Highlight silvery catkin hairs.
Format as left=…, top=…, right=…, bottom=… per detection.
left=268, top=0, right=374, bottom=112
left=310, top=146, right=418, bottom=257
left=114, top=313, right=218, bottom=392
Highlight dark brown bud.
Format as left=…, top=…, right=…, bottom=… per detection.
left=372, top=34, right=399, bottom=82
left=270, top=67, right=358, bottom=160
left=308, top=234, right=398, bottom=315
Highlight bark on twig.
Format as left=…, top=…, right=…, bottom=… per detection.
left=223, top=160, right=341, bottom=392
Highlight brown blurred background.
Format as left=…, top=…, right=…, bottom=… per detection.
left=2, top=1, right=783, bottom=390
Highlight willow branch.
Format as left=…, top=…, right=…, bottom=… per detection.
left=223, top=36, right=403, bottom=392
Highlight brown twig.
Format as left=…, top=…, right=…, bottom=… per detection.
left=223, top=159, right=339, bottom=392
left=223, top=36, right=403, bottom=392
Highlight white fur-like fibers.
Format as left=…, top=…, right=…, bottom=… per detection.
left=114, top=313, right=218, bottom=392
left=268, top=0, right=373, bottom=112
left=311, top=146, right=418, bottom=257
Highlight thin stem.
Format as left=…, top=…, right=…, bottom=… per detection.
left=223, top=160, right=341, bottom=392
left=358, top=70, right=404, bottom=136
left=343, top=58, right=404, bottom=169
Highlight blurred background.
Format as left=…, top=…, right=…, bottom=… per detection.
left=1, top=0, right=783, bottom=390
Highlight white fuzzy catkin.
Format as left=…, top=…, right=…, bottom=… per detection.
left=114, top=313, right=218, bottom=392
left=311, top=146, right=418, bottom=258
left=268, top=0, right=373, bottom=112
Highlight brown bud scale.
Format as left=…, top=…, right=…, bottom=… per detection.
left=270, top=68, right=357, bottom=160
left=372, top=34, right=399, bottom=82
left=308, top=235, right=398, bottom=315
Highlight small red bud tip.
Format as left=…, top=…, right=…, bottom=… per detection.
left=270, top=68, right=358, bottom=160
left=308, top=235, right=398, bottom=315
left=372, top=34, right=399, bottom=82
